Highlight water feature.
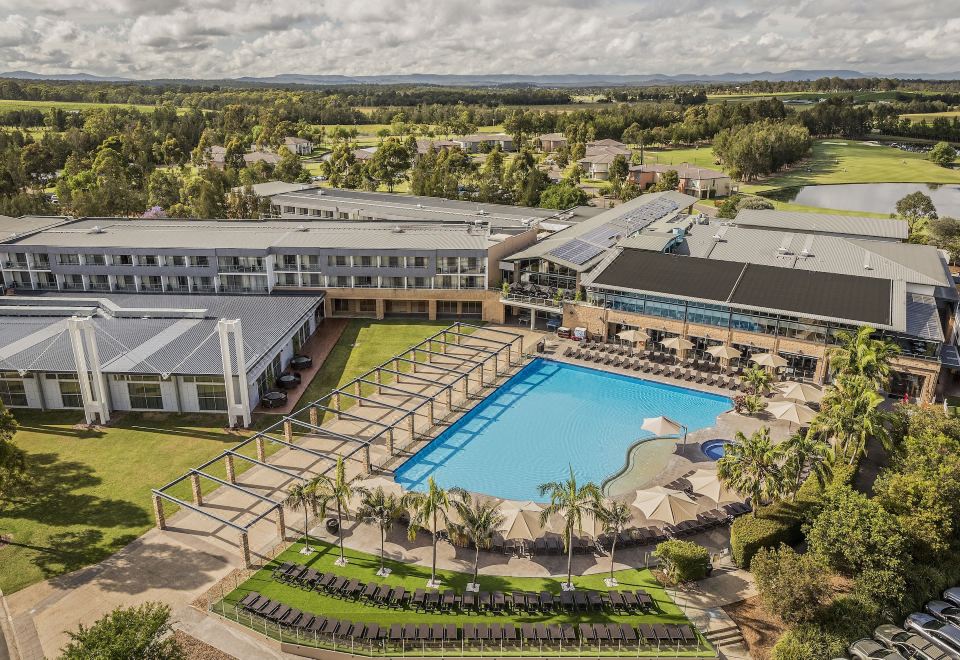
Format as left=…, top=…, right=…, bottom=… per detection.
left=762, top=182, right=960, bottom=217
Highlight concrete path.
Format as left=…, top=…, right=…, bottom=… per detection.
left=670, top=564, right=757, bottom=660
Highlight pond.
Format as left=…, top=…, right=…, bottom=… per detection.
left=762, top=182, right=960, bottom=217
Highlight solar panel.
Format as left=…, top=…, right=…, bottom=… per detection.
left=580, top=223, right=623, bottom=246
left=548, top=239, right=605, bottom=265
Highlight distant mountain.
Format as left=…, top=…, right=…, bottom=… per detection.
left=4, top=69, right=960, bottom=86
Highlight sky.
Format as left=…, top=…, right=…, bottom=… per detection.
left=2, top=0, right=960, bottom=79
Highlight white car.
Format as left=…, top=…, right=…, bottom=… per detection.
left=943, top=588, right=960, bottom=608
left=875, top=624, right=951, bottom=660
left=928, top=601, right=960, bottom=627
left=905, top=613, right=960, bottom=657
left=849, top=638, right=908, bottom=659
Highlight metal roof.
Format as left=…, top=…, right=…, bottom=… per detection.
left=589, top=249, right=896, bottom=329
left=906, top=293, right=945, bottom=341
left=732, top=209, right=908, bottom=240
left=0, top=215, right=73, bottom=243
left=0, top=293, right=321, bottom=377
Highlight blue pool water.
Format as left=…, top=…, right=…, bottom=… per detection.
left=395, top=359, right=731, bottom=501
left=700, top=439, right=734, bottom=461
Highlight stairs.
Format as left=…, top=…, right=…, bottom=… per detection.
left=705, top=624, right=746, bottom=648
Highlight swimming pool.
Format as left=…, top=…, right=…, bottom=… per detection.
left=395, top=359, right=731, bottom=501
left=700, top=439, right=734, bottom=461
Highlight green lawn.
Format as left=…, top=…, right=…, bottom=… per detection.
left=217, top=539, right=710, bottom=655
left=899, top=111, right=960, bottom=124
left=0, top=98, right=184, bottom=114
left=0, top=410, right=269, bottom=594
left=281, top=319, right=457, bottom=421
left=642, top=146, right=718, bottom=169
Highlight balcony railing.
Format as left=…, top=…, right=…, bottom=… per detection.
left=139, top=284, right=163, bottom=292
left=220, top=286, right=270, bottom=294
left=501, top=292, right=563, bottom=309
left=4, top=261, right=29, bottom=269
left=89, top=283, right=110, bottom=291
left=218, top=265, right=266, bottom=273
left=192, top=285, right=216, bottom=293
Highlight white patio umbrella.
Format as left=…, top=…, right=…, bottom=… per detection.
left=766, top=400, right=817, bottom=427
left=641, top=415, right=688, bottom=445
left=499, top=501, right=548, bottom=540
left=776, top=381, right=824, bottom=404
left=706, top=344, right=740, bottom=367
left=686, top=469, right=739, bottom=505
left=631, top=487, right=699, bottom=525
left=616, top=329, right=649, bottom=344
left=750, top=352, right=788, bottom=369
left=661, top=336, right=693, bottom=352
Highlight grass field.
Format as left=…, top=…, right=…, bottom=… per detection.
left=0, top=410, right=271, bottom=594
left=217, top=539, right=710, bottom=655
left=641, top=146, right=718, bottom=169
left=0, top=98, right=184, bottom=114
left=311, top=124, right=506, bottom=149
left=899, top=111, right=960, bottom=124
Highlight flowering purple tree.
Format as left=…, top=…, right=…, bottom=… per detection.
left=141, top=206, right=166, bottom=219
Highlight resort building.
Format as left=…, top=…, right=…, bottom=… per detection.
left=730, top=209, right=909, bottom=241
left=0, top=215, right=533, bottom=324
left=452, top=133, right=515, bottom=153
left=414, top=138, right=460, bottom=157
left=537, top=133, right=567, bottom=152
left=564, top=214, right=957, bottom=402
left=627, top=164, right=733, bottom=199
left=0, top=292, right=322, bottom=425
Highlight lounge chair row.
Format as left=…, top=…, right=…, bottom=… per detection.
left=237, top=591, right=697, bottom=648
left=564, top=347, right=748, bottom=391
left=596, top=503, right=751, bottom=550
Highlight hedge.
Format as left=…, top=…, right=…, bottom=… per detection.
left=730, top=462, right=856, bottom=568
left=653, top=539, right=710, bottom=583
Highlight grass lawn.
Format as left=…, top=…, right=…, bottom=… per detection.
left=899, top=111, right=960, bottom=124
left=0, top=98, right=186, bottom=114
left=0, top=410, right=273, bottom=594
left=280, top=319, right=457, bottom=421
left=217, top=539, right=710, bottom=655
left=642, top=146, right=718, bottom=169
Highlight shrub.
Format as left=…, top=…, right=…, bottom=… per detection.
left=654, top=539, right=710, bottom=583
left=752, top=545, right=831, bottom=624
left=743, top=394, right=767, bottom=415
left=61, top=602, right=182, bottom=660
left=736, top=196, right=775, bottom=211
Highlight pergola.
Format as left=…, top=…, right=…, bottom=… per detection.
left=151, top=322, right=525, bottom=567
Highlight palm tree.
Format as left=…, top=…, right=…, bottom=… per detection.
left=357, top=486, right=402, bottom=575
left=538, top=466, right=602, bottom=589
left=827, top=327, right=899, bottom=388
left=450, top=489, right=505, bottom=589
left=776, top=429, right=833, bottom=500
left=284, top=481, right=321, bottom=553
left=742, top=365, right=773, bottom=395
left=596, top=500, right=632, bottom=583
left=402, top=477, right=452, bottom=586
left=814, top=375, right=890, bottom=464
left=311, top=456, right=364, bottom=565
left=717, top=426, right=782, bottom=513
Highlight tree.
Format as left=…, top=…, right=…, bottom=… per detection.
left=716, top=193, right=743, bottom=219
left=403, top=477, right=452, bottom=585
left=311, top=457, right=363, bottom=565
left=717, top=426, right=782, bottom=510
left=284, top=482, right=321, bottom=553
left=826, top=327, right=898, bottom=388
left=895, top=191, right=938, bottom=223
left=929, top=141, right=957, bottom=168
left=815, top=375, right=890, bottom=463
left=538, top=466, right=602, bottom=588
left=752, top=545, right=830, bottom=624
left=777, top=430, right=833, bottom=500
left=539, top=182, right=589, bottom=210
left=653, top=539, right=710, bottom=583
left=928, top=216, right=960, bottom=262
left=61, top=602, right=183, bottom=660
left=608, top=154, right=629, bottom=185
left=274, top=146, right=305, bottom=183
left=356, top=486, right=402, bottom=575
left=449, top=490, right=505, bottom=588
left=368, top=139, right=412, bottom=192
left=741, top=365, right=773, bottom=395
left=0, top=403, right=24, bottom=502
left=596, top=500, right=632, bottom=581
left=146, top=168, right=182, bottom=210
left=651, top=169, right=679, bottom=192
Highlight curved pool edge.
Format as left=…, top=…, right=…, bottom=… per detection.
left=601, top=434, right=674, bottom=497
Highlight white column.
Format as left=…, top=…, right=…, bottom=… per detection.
left=67, top=316, right=111, bottom=425
left=218, top=319, right=252, bottom=427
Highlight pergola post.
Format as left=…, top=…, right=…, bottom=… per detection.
left=375, top=369, right=383, bottom=395
left=255, top=436, right=265, bottom=462
left=407, top=413, right=415, bottom=441
left=364, top=445, right=372, bottom=473
left=388, top=427, right=395, bottom=455
left=284, top=419, right=293, bottom=443
left=354, top=381, right=362, bottom=406
left=478, top=364, right=486, bottom=388
left=239, top=532, right=252, bottom=568
left=309, top=405, right=319, bottom=427
left=393, top=357, right=400, bottom=374
left=190, top=473, right=203, bottom=506
left=152, top=494, right=166, bottom=530
left=428, top=400, right=435, bottom=426
left=461, top=375, right=469, bottom=400
left=276, top=506, right=286, bottom=541
left=446, top=386, right=453, bottom=411
left=333, top=391, right=342, bottom=420
left=225, top=454, right=236, bottom=484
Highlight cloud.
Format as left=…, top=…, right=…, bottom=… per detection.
left=1, top=0, right=959, bottom=78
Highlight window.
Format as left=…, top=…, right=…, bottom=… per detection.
left=358, top=299, right=376, bottom=313
left=281, top=255, right=298, bottom=269
left=34, top=253, right=50, bottom=268
left=333, top=299, right=351, bottom=312
left=438, top=301, right=458, bottom=316
left=57, top=254, right=80, bottom=266
left=354, top=256, right=373, bottom=268
left=0, top=378, right=27, bottom=406
left=128, top=382, right=163, bottom=409
left=255, top=369, right=270, bottom=399
left=169, top=255, right=186, bottom=267
left=84, top=254, right=106, bottom=266
left=115, top=255, right=134, bottom=266
left=293, top=320, right=311, bottom=352
left=383, top=256, right=401, bottom=268
left=139, top=255, right=159, bottom=266
left=59, top=380, right=83, bottom=407
left=197, top=384, right=227, bottom=411
left=329, top=255, right=348, bottom=267
left=354, top=276, right=373, bottom=287
left=189, top=256, right=209, bottom=267
left=411, top=256, right=427, bottom=268
left=461, top=301, right=482, bottom=316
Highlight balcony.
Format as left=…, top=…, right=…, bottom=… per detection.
left=61, top=282, right=84, bottom=291
left=89, top=283, right=110, bottom=291
left=217, top=264, right=266, bottom=273
left=501, top=292, right=564, bottom=309
left=300, top=263, right=323, bottom=272
left=166, top=285, right=190, bottom=292
left=192, top=285, right=216, bottom=293
left=114, top=285, right=137, bottom=292
left=4, top=261, right=29, bottom=270
left=220, top=286, right=269, bottom=294
left=139, top=284, right=163, bottom=292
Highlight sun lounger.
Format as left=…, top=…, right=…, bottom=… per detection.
left=411, top=588, right=426, bottom=609
left=238, top=591, right=261, bottom=609
left=636, top=589, right=655, bottom=610
left=267, top=604, right=290, bottom=622
left=426, top=589, right=441, bottom=610
left=608, top=590, right=626, bottom=610
left=402, top=623, right=416, bottom=641
left=461, top=590, right=475, bottom=610
left=272, top=561, right=292, bottom=578
left=445, top=623, right=458, bottom=641
left=607, top=623, right=623, bottom=642
left=389, top=623, right=403, bottom=643
left=503, top=623, right=518, bottom=641
left=653, top=623, right=671, bottom=643
left=361, top=582, right=378, bottom=599
left=563, top=347, right=574, bottom=357
left=621, top=623, right=638, bottom=643
left=254, top=598, right=277, bottom=615
left=279, top=608, right=302, bottom=627
left=579, top=622, right=597, bottom=642
left=296, top=614, right=315, bottom=630
left=638, top=623, right=657, bottom=644
left=521, top=623, right=537, bottom=642
left=307, top=616, right=327, bottom=634
left=573, top=590, right=589, bottom=610
left=477, top=623, right=491, bottom=641
left=492, top=590, right=505, bottom=612
left=535, top=622, right=549, bottom=640
left=587, top=591, right=603, bottom=609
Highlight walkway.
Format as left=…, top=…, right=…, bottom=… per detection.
left=670, top=564, right=757, bottom=660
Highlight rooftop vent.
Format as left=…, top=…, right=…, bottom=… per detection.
left=295, top=225, right=307, bottom=232
left=89, top=225, right=105, bottom=234
left=392, top=226, right=404, bottom=233
left=863, top=253, right=873, bottom=270
left=476, top=209, right=489, bottom=216
left=416, top=203, right=423, bottom=209
left=800, top=235, right=814, bottom=257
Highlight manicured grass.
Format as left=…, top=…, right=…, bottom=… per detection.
left=899, top=111, right=960, bottom=124
left=0, top=410, right=267, bottom=594
left=218, top=539, right=710, bottom=655
left=287, top=319, right=458, bottom=419
left=642, top=146, right=718, bottom=169
left=0, top=98, right=185, bottom=114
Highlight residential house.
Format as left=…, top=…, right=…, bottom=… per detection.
left=283, top=136, right=314, bottom=156
left=537, top=133, right=567, bottom=152
left=453, top=134, right=515, bottom=153
left=627, top=163, right=732, bottom=198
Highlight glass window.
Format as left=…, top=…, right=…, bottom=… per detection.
left=0, top=379, right=27, bottom=406
left=687, top=303, right=730, bottom=328
left=461, top=301, right=482, bottom=316
left=59, top=381, right=83, bottom=407
left=128, top=382, right=163, bottom=409
left=197, top=384, right=227, bottom=411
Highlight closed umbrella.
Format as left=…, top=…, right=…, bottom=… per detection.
left=766, top=400, right=817, bottom=428
left=616, top=329, right=649, bottom=344
left=632, top=487, right=699, bottom=525
left=686, top=469, right=739, bottom=505
left=750, top=352, right=788, bottom=369
left=776, top=381, right=823, bottom=404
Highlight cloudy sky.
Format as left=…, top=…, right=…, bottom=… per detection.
left=2, top=0, right=959, bottom=79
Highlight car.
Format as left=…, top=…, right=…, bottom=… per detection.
left=875, top=624, right=952, bottom=660
left=849, top=638, right=908, bottom=659
left=944, top=589, right=960, bottom=608
left=905, top=613, right=960, bottom=656
left=928, top=601, right=960, bottom=627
